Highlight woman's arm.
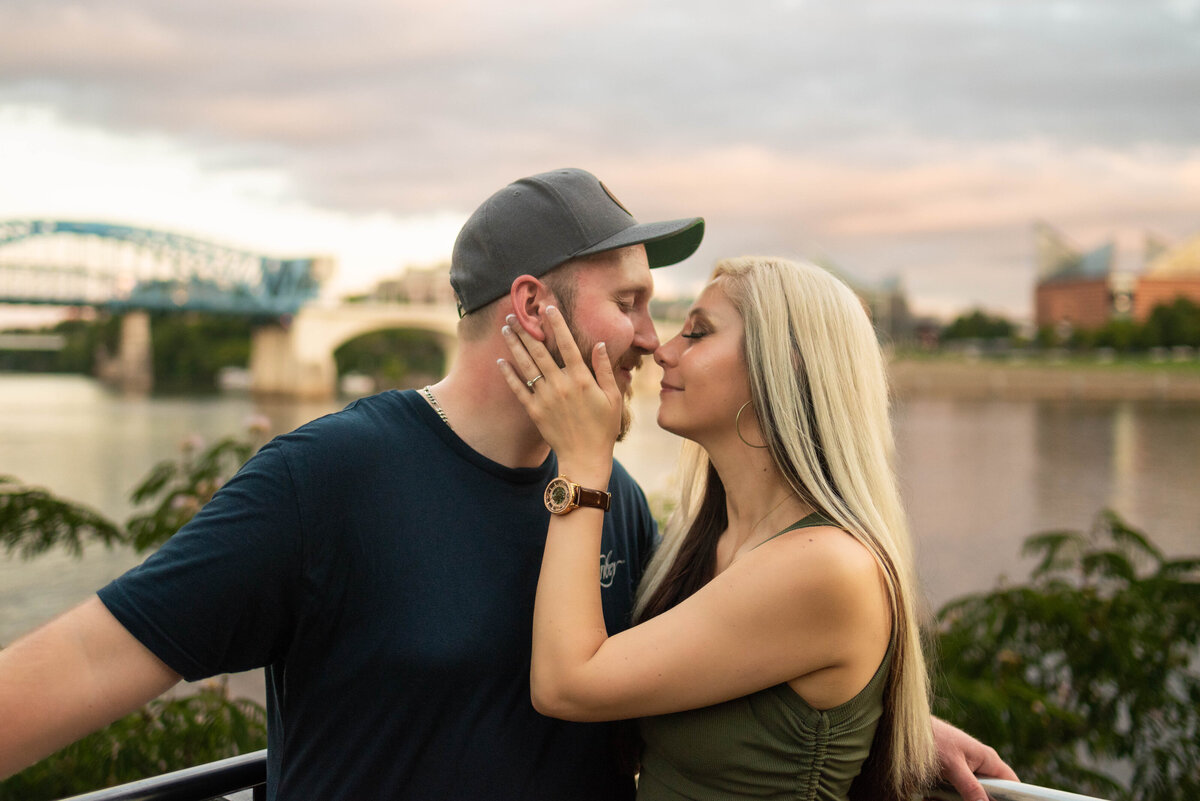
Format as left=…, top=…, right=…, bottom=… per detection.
left=534, top=515, right=885, bottom=720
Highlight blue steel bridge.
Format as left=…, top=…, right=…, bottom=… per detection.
left=0, top=220, right=464, bottom=398
left=0, top=220, right=329, bottom=317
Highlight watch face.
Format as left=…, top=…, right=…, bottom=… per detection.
left=544, top=477, right=574, bottom=514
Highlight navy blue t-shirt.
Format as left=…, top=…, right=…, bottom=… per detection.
left=99, top=390, right=656, bottom=800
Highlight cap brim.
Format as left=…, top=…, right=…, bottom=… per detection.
left=575, top=217, right=705, bottom=268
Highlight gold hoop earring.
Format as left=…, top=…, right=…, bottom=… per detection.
left=736, top=401, right=768, bottom=449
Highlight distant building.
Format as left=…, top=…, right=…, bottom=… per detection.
left=1033, top=223, right=1125, bottom=331
left=1033, top=223, right=1200, bottom=331
left=820, top=261, right=915, bottom=344
left=858, top=274, right=915, bottom=344
left=361, top=263, right=456, bottom=306
left=1135, top=234, right=1200, bottom=319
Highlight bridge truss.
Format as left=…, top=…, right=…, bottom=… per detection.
left=0, top=220, right=331, bottom=316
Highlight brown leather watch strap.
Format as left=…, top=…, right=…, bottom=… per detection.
left=575, top=485, right=612, bottom=511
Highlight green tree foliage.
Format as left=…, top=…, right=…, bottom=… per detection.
left=1, top=429, right=263, bottom=560
left=1034, top=324, right=1060, bottom=350
left=950, top=298, right=1200, bottom=354
left=941, top=309, right=1016, bottom=342
left=1093, top=318, right=1141, bottom=353
left=125, top=435, right=257, bottom=552
left=0, top=430, right=269, bottom=799
left=55, top=318, right=122, bottom=374
left=0, top=313, right=253, bottom=392
left=150, top=312, right=254, bottom=393
left=0, top=685, right=266, bottom=801
left=334, top=328, right=446, bottom=390
left=1038, top=297, right=1200, bottom=354
left=933, top=511, right=1200, bottom=800
left=0, top=318, right=119, bottom=374
left=0, top=477, right=124, bottom=559
left=1139, top=297, right=1200, bottom=350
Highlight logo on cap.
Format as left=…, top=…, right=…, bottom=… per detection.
left=600, top=181, right=632, bottom=217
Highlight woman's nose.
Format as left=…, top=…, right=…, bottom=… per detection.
left=653, top=337, right=678, bottom=367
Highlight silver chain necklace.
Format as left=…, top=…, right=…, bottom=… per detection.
left=421, top=385, right=451, bottom=429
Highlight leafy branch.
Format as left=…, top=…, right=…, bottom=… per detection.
left=125, top=436, right=256, bottom=553
left=1, top=424, right=266, bottom=559
left=933, top=510, right=1200, bottom=801
left=0, top=476, right=124, bottom=559
left=0, top=683, right=267, bottom=801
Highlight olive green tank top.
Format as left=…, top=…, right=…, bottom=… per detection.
left=636, top=513, right=891, bottom=801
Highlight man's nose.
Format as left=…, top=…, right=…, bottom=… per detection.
left=633, top=313, right=660, bottom=353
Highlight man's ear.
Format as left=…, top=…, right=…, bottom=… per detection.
left=509, top=275, right=553, bottom=342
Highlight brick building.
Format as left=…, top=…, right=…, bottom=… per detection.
left=1135, top=235, right=1200, bottom=320
left=1033, top=223, right=1199, bottom=331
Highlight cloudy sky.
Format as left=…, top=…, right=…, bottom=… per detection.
left=2, top=0, right=1199, bottom=320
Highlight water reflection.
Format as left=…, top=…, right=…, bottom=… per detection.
left=896, top=398, right=1200, bottom=606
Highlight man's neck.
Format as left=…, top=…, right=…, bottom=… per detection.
left=425, top=347, right=552, bottom=469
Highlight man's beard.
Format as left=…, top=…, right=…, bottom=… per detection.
left=545, top=312, right=636, bottom=442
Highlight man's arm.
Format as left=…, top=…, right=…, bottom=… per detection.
left=933, top=716, right=1020, bottom=801
left=0, top=595, right=181, bottom=778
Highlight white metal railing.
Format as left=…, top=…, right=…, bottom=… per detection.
left=928, top=778, right=1112, bottom=801
left=49, top=754, right=1111, bottom=801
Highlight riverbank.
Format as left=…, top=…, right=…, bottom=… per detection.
left=888, top=355, right=1200, bottom=401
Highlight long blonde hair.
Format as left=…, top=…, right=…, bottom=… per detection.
left=635, top=256, right=936, bottom=800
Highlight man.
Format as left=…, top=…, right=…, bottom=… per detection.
left=0, top=168, right=1012, bottom=799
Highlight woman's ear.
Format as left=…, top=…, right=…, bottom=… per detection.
left=509, top=274, right=552, bottom=342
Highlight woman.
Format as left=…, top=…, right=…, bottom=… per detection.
left=498, top=256, right=936, bottom=800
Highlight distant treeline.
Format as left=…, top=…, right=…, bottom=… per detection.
left=332, top=329, right=446, bottom=391
left=941, top=297, right=1200, bottom=352
left=0, top=317, right=119, bottom=375
left=0, top=313, right=253, bottom=393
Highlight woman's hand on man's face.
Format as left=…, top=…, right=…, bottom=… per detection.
left=498, top=306, right=622, bottom=472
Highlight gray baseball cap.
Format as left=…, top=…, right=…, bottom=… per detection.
left=450, top=168, right=705, bottom=314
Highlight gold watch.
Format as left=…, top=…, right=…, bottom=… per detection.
left=544, top=475, right=612, bottom=515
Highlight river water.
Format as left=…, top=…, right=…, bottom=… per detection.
left=2, top=372, right=1199, bottom=646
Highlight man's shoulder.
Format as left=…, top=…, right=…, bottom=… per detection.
left=248, top=391, right=429, bottom=484
left=275, top=390, right=417, bottom=449
left=608, top=457, right=644, bottom=493
left=607, top=458, right=653, bottom=523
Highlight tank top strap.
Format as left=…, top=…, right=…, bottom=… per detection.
left=753, top=510, right=836, bottom=549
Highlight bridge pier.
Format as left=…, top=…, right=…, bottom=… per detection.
left=249, top=324, right=338, bottom=400
left=96, top=311, right=154, bottom=395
